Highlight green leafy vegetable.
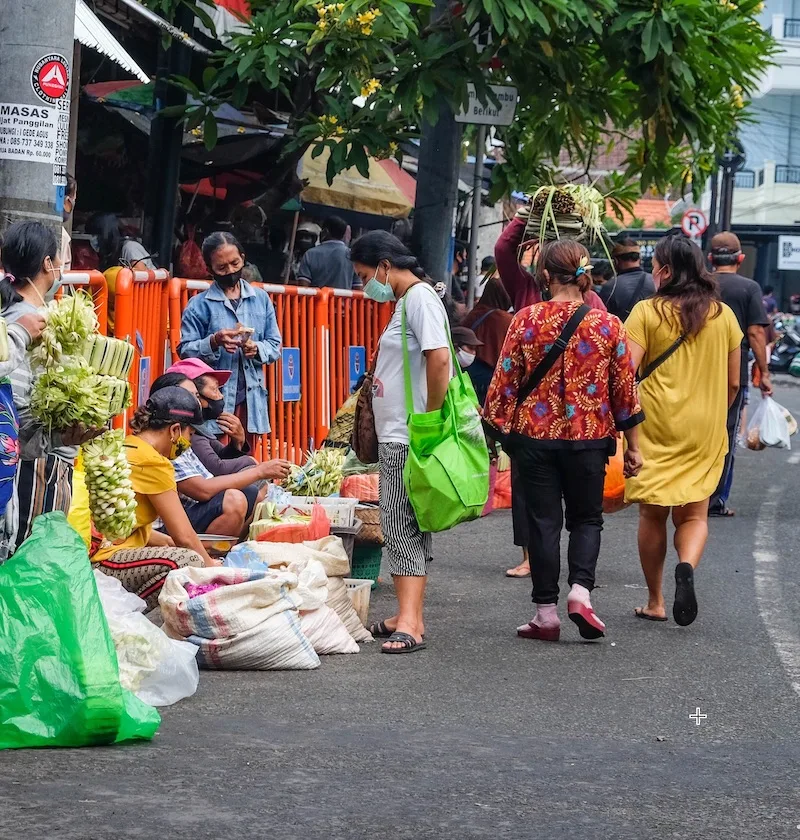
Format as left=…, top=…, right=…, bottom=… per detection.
left=82, top=430, right=137, bottom=541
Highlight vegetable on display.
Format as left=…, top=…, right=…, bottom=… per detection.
left=282, top=448, right=345, bottom=497
left=82, top=430, right=137, bottom=541
left=29, top=293, right=133, bottom=431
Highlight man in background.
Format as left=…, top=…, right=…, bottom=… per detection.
left=762, top=285, right=778, bottom=316
left=708, top=231, right=772, bottom=517
left=61, top=173, right=77, bottom=271
left=599, top=239, right=655, bottom=319
left=450, top=240, right=467, bottom=305
left=296, top=215, right=360, bottom=290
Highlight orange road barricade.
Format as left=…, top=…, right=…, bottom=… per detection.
left=168, top=278, right=391, bottom=463
left=324, top=287, right=392, bottom=425
left=113, top=267, right=171, bottom=430
left=61, top=271, right=109, bottom=335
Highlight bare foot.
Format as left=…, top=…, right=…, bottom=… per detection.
left=506, top=561, right=530, bottom=578
left=634, top=605, right=668, bottom=621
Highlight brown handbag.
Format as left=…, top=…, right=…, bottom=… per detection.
left=351, top=351, right=379, bottom=464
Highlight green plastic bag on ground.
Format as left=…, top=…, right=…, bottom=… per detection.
left=0, top=512, right=160, bottom=749
left=401, top=295, right=489, bottom=533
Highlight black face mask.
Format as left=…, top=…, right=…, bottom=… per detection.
left=202, top=396, right=225, bottom=421
left=213, top=268, right=243, bottom=289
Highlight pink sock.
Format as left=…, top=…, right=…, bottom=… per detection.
left=532, top=603, right=560, bottom=628
left=569, top=584, right=591, bottom=606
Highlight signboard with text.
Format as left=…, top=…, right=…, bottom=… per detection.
left=778, top=236, right=800, bottom=271
left=281, top=347, right=301, bottom=402
left=455, top=84, right=518, bottom=126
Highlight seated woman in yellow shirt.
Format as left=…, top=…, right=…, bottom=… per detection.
left=93, top=386, right=219, bottom=610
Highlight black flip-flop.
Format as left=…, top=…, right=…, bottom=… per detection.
left=634, top=607, right=668, bottom=622
left=381, top=631, right=427, bottom=654
left=368, top=620, right=393, bottom=638
left=708, top=507, right=735, bottom=517
left=673, top=563, right=698, bottom=626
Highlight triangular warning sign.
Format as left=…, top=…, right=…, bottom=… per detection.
left=42, top=66, right=65, bottom=86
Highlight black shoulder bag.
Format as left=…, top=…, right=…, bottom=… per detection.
left=636, top=334, right=686, bottom=383
left=483, top=304, right=590, bottom=447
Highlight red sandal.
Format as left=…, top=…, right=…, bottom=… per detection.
left=517, top=621, right=560, bottom=642
left=567, top=601, right=606, bottom=640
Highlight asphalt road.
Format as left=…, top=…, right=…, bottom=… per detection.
left=3, top=385, right=800, bottom=839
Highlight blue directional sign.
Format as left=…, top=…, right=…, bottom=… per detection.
left=281, top=347, right=301, bottom=402
left=349, top=346, right=366, bottom=393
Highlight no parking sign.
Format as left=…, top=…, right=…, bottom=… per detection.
left=680, top=209, right=708, bottom=239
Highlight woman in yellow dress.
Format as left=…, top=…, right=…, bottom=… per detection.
left=625, top=236, right=742, bottom=627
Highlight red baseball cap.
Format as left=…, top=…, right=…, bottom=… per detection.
left=167, top=358, right=231, bottom=387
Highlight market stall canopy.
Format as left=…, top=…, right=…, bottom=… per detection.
left=74, top=0, right=149, bottom=82
left=300, top=147, right=414, bottom=219
left=83, top=81, right=285, bottom=174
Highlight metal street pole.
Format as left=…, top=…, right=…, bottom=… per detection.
left=143, top=5, right=193, bottom=269
left=466, top=124, right=487, bottom=309
left=0, top=0, right=77, bottom=238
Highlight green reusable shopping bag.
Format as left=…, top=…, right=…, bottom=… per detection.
left=0, top=512, right=160, bottom=749
left=401, top=291, right=489, bottom=533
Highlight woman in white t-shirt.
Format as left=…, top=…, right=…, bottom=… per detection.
left=351, top=231, right=452, bottom=654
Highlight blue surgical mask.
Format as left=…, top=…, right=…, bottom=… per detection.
left=45, top=258, right=63, bottom=303
left=363, top=268, right=395, bottom=303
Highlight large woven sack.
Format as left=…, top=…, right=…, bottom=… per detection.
left=159, top=567, right=320, bottom=670
left=289, top=555, right=359, bottom=654
left=327, top=577, right=373, bottom=643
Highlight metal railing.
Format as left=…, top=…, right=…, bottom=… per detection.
left=734, top=169, right=755, bottom=188
left=785, top=18, right=800, bottom=38
left=758, top=169, right=765, bottom=186
left=775, top=165, right=800, bottom=184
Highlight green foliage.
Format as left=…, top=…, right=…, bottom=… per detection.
left=169, top=0, right=775, bottom=195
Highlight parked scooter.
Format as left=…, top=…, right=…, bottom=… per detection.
left=770, top=325, right=800, bottom=373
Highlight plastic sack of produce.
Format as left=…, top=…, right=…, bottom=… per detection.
left=93, top=570, right=200, bottom=707
left=747, top=396, right=792, bottom=451
left=493, top=470, right=512, bottom=510
left=159, top=566, right=320, bottom=670
left=0, top=513, right=160, bottom=749
left=603, top=439, right=629, bottom=514
left=253, top=503, right=330, bottom=544
left=289, top=555, right=359, bottom=654
left=340, top=473, right=380, bottom=502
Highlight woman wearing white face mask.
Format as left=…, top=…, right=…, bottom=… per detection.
left=451, top=325, right=482, bottom=372
left=0, top=221, right=103, bottom=550
left=350, top=230, right=453, bottom=654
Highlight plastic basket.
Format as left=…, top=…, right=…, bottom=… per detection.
left=345, top=578, right=372, bottom=625
left=330, top=519, right=362, bottom=566
left=351, top=545, right=382, bottom=589
left=286, top=497, right=358, bottom=527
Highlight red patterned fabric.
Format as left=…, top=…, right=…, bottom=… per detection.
left=483, top=301, right=643, bottom=443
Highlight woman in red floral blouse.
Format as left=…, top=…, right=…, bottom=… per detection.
left=484, top=240, right=644, bottom=642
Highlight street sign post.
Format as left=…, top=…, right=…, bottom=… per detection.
left=680, top=209, right=708, bottom=239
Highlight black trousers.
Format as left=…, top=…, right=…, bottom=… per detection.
left=514, top=444, right=606, bottom=605
left=709, top=386, right=746, bottom=513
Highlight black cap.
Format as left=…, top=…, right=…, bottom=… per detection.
left=144, top=386, right=203, bottom=426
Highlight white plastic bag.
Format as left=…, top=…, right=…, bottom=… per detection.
left=93, top=570, right=200, bottom=706
left=748, top=396, right=791, bottom=450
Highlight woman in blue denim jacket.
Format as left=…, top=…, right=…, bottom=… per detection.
left=178, top=232, right=282, bottom=438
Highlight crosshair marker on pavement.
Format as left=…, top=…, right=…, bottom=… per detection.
left=689, top=707, right=708, bottom=726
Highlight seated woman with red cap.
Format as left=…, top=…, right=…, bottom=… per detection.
left=150, top=363, right=292, bottom=539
